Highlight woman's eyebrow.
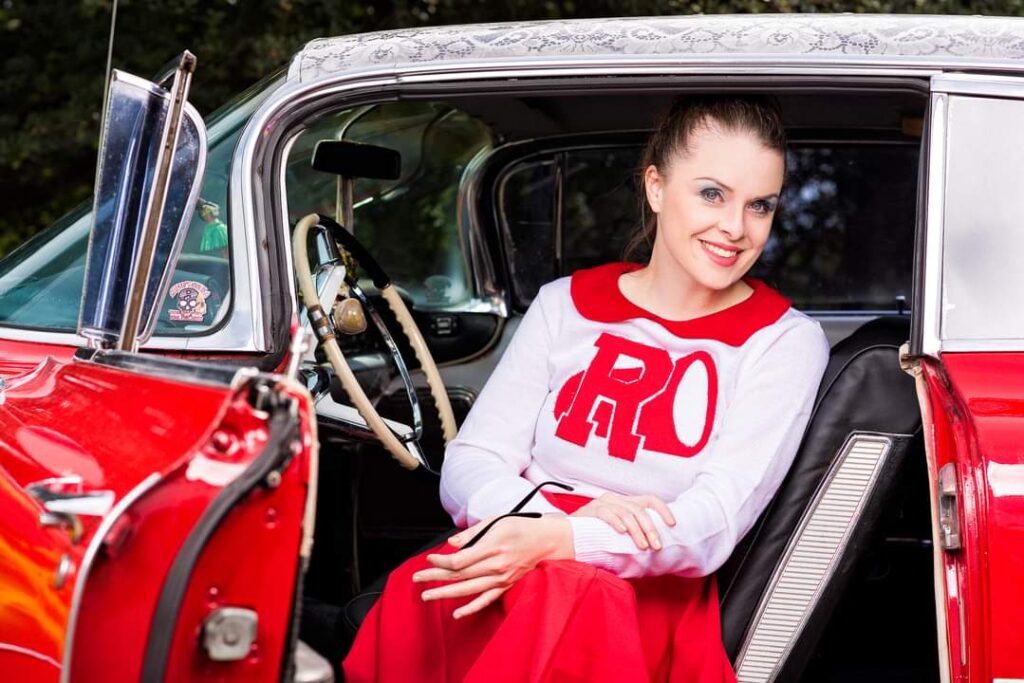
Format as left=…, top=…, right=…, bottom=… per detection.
left=756, top=193, right=780, bottom=202
left=695, top=176, right=733, bottom=192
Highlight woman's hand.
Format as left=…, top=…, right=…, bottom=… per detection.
left=570, top=493, right=676, bottom=551
left=412, top=514, right=573, bottom=619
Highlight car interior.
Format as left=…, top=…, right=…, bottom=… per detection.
left=281, top=79, right=937, bottom=681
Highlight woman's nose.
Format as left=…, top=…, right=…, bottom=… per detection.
left=717, top=205, right=746, bottom=240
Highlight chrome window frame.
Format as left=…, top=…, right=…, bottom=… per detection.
left=921, top=73, right=1024, bottom=355
left=242, top=60, right=945, bottom=352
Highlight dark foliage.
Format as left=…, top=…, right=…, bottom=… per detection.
left=1, top=0, right=1021, bottom=255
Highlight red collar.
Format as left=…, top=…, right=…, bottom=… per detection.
left=569, top=262, right=791, bottom=346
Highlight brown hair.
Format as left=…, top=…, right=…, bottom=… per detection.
left=624, top=95, right=787, bottom=261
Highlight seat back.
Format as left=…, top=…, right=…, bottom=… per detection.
left=718, top=316, right=921, bottom=681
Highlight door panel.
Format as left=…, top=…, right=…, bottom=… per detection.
left=922, top=353, right=1024, bottom=682
left=0, top=353, right=314, bottom=682
left=917, top=74, right=1024, bottom=683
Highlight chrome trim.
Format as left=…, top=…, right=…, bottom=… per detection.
left=734, top=433, right=894, bottom=683
left=277, top=131, right=301, bottom=312
left=0, top=643, right=61, bottom=671
left=941, top=338, right=1024, bottom=352
left=921, top=91, right=947, bottom=357
left=392, top=60, right=942, bottom=83
left=458, top=144, right=504, bottom=314
left=347, top=280, right=423, bottom=441
left=294, top=640, right=335, bottom=683
left=60, top=472, right=162, bottom=683
left=931, top=73, right=1024, bottom=97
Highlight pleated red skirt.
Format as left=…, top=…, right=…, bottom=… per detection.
left=343, top=493, right=736, bottom=683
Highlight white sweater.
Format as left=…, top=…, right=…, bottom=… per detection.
left=440, top=263, right=830, bottom=579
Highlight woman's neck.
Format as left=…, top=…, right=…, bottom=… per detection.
left=618, top=250, right=753, bottom=321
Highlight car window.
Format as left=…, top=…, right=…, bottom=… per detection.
left=285, top=102, right=493, bottom=309
left=499, top=142, right=918, bottom=313
left=941, top=95, right=1024, bottom=342
left=0, top=71, right=282, bottom=335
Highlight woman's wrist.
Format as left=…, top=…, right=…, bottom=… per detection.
left=540, top=514, right=575, bottom=561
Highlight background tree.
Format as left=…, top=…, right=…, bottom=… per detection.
left=1, top=0, right=1021, bottom=255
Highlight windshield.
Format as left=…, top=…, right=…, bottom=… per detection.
left=0, top=69, right=284, bottom=335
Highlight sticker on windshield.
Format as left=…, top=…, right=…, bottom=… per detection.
left=168, top=280, right=210, bottom=322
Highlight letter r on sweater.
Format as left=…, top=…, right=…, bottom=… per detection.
left=554, top=333, right=717, bottom=461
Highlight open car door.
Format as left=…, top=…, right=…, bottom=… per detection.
left=908, top=73, right=1024, bottom=683
left=0, top=55, right=317, bottom=682
left=0, top=353, right=316, bottom=682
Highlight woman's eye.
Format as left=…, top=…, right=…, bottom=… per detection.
left=750, top=200, right=775, bottom=215
left=700, top=187, right=723, bottom=202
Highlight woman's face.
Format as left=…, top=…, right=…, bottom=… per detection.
left=644, top=122, right=785, bottom=292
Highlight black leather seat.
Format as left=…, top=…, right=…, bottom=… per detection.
left=719, top=316, right=920, bottom=679
left=340, top=316, right=920, bottom=679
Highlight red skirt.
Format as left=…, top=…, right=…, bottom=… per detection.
left=343, top=493, right=736, bottom=683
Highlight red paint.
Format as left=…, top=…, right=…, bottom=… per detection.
left=922, top=352, right=1024, bottom=682
left=0, top=347, right=314, bottom=682
left=0, top=340, right=76, bottom=379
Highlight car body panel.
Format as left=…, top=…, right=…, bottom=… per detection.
left=0, top=351, right=314, bottom=681
left=921, top=354, right=1024, bottom=682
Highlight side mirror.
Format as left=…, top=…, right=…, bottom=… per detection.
left=78, top=52, right=206, bottom=351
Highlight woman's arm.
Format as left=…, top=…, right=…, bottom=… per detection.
left=439, top=284, right=565, bottom=527
left=568, top=318, right=830, bottom=578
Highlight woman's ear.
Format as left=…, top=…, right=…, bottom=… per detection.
left=643, top=164, right=664, bottom=214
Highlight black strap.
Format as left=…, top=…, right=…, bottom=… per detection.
left=461, top=480, right=575, bottom=549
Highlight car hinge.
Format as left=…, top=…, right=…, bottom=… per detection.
left=899, top=341, right=925, bottom=377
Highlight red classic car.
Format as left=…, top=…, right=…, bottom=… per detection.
left=2, top=13, right=1024, bottom=683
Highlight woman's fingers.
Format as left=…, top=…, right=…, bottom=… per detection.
left=622, top=502, right=662, bottom=550
left=595, top=507, right=628, bottom=533
left=420, top=574, right=506, bottom=602
left=614, top=506, right=651, bottom=550
left=643, top=496, right=676, bottom=527
left=413, top=555, right=504, bottom=584
left=425, top=540, right=499, bottom=574
left=452, top=587, right=508, bottom=620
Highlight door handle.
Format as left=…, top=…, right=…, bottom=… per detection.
left=27, top=476, right=115, bottom=516
left=26, top=476, right=115, bottom=543
left=938, top=463, right=962, bottom=551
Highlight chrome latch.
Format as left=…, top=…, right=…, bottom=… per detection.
left=938, top=463, right=962, bottom=551
left=27, top=476, right=114, bottom=543
left=202, top=607, right=258, bottom=661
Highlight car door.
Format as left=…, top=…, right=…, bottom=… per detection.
left=908, top=72, right=1024, bottom=683
left=0, top=353, right=316, bottom=683
left=0, top=58, right=317, bottom=682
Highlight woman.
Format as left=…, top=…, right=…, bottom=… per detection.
left=344, top=95, right=830, bottom=682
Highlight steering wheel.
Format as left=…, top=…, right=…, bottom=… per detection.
left=292, top=213, right=458, bottom=470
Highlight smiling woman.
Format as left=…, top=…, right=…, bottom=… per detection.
left=343, top=95, right=829, bottom=683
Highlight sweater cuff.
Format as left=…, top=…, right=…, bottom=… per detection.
left=569, top=516, right=627, bottom=569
